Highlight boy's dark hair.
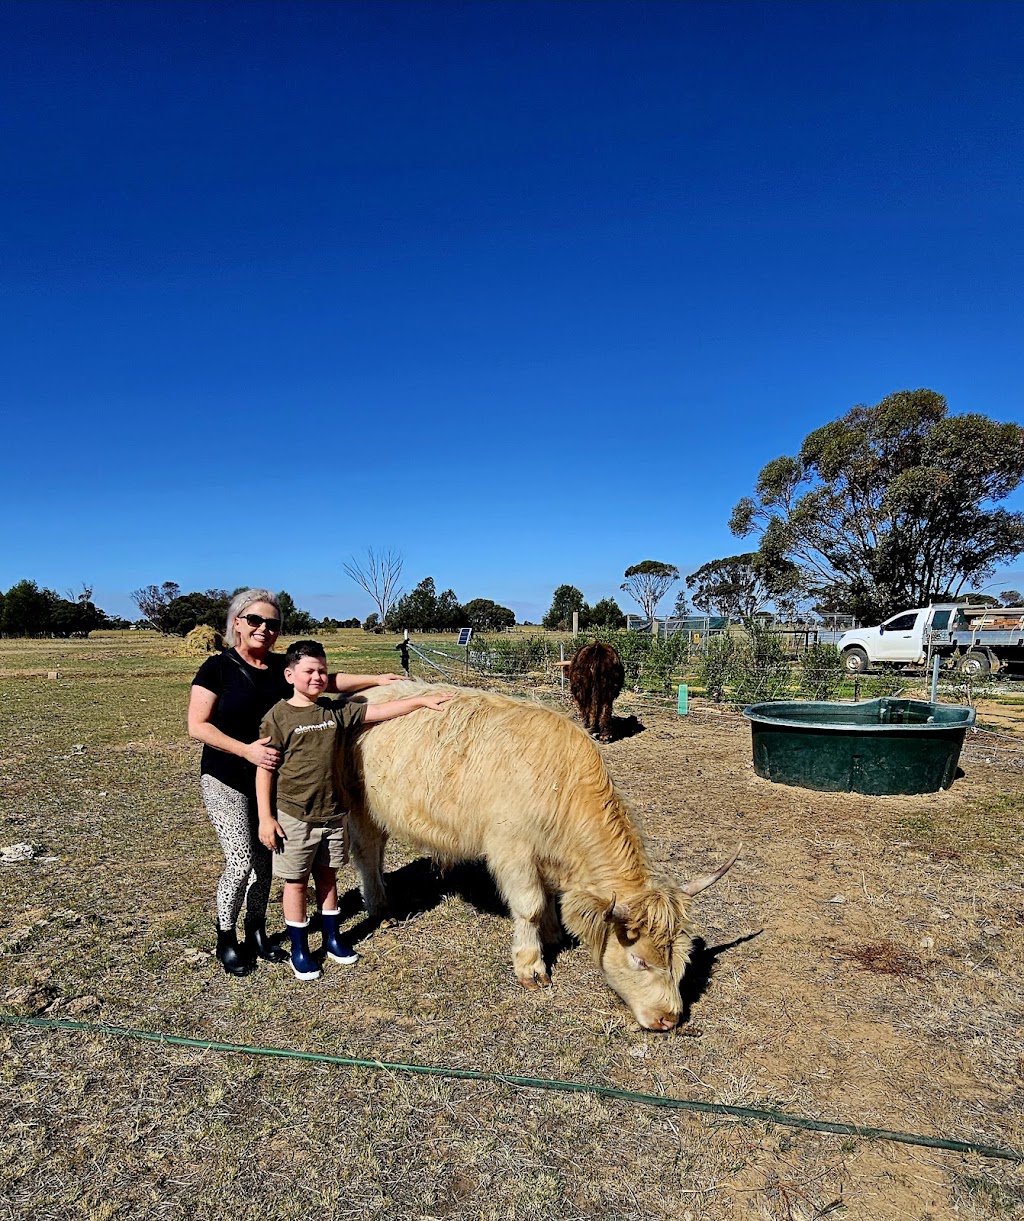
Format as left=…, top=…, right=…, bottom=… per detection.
left=284, top=640, right=327, bottom=668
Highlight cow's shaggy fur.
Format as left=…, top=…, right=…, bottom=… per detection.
left=344, top=681, right=734, bottom=1029
left=568, top=640, right=625, bottom=742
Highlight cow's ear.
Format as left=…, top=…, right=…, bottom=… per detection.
left=564, top=891, right=623, bottom=946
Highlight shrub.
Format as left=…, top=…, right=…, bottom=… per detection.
left=731, top=621, right=792, bottom=705
left=860, top=666, right=905, bottom=698
left=697, top=633, right=740, bottom=702
left=798, top=642, right=845, bottom=700
left=471, top=634, right=552, bottom=675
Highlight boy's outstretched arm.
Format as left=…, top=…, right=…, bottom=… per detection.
left=256, top=766, right=284, bottom=852
left=328, top=672, right=405, bottom=694
left=362, top=691, right=456, bottom=723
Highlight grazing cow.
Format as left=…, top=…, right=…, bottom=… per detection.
left=569, top=640, right=625, bottom=742
left=344, top=681, right=737, bottom=1030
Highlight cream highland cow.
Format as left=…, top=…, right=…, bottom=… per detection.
left=346, top=681, right=737, bottom=1030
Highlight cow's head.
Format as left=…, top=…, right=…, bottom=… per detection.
left=569, top=849, right=739, bottom=1030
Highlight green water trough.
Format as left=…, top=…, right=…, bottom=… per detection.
left=742, top=697, right=976, bottom=795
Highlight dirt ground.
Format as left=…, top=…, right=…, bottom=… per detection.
left=595, top=694, right=1024, bottom=1216
left=2, top=647, right=1023, bottom=1220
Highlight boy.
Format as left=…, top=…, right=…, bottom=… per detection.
left=257, top=640, right=454, bottom=981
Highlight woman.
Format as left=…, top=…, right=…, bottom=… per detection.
left=188, top=588, right=402, bottom=976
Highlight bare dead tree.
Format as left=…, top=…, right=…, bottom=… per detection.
left=343, top=549, right=404, bottom=628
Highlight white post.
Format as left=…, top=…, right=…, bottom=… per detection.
left=572, top=611, right=579, bottom=637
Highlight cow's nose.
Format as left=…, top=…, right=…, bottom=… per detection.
left=641, top=1012, right=679, bottom=1032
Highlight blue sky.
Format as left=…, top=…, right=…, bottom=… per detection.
left=3, top=0, right=1023, bottom=624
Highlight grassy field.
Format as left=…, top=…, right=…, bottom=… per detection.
left=2, top=632, right=1023, bottom=1220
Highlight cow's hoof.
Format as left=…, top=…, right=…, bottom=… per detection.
left=518, top=969, right=551, bottom=990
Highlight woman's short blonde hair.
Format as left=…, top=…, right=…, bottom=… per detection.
left=224, top=589, right=282, bottom=647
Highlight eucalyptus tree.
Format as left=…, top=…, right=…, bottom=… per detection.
left=730, top=389, right=1024, bottom=622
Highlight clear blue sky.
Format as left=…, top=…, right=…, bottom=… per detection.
left=3, top=0, right=1023, bottom=623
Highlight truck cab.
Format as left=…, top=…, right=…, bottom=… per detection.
left=838, top=609, right=929, bottom=674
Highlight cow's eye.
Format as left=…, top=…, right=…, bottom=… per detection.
left=630, top=954, right=650, bottom=971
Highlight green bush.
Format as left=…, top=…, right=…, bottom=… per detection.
left=798, top=642, right=845, bottom=700
left=697, top=633, right=740, bottom=702
left=470, top=634, right=553, bottom=674
left=732, top=621, right=792, bottom=704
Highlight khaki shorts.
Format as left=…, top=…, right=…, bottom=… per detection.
left=272, top=809, right=349, bottom=882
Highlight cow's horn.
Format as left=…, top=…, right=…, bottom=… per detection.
left=680, top=845, right=741, bottom=897
left=603, top=894, right=631, bottom=922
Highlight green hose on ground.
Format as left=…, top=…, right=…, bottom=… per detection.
left=3, top=1014, right=1019, bottom=1163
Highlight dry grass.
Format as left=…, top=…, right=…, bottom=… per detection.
left=1, top=634, right=1023, bottom=1219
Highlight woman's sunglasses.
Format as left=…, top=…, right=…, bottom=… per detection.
left=240, top=613, right=281, bottom=631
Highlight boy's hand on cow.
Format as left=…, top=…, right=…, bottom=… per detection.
left=375, top=673, right=406, bottom=685
left=417, top=693, right=456, bottom=711
left=258, top=816, right=285, bottom=853
left=245, top=736, right=281, bottom=770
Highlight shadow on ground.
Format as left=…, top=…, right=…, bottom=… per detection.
left=679, top=931, right=763, bottom=1022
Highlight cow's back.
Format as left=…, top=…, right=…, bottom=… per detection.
left=347, top=682, right=619, bottom=875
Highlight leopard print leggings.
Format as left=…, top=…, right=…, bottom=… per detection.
left=201, top=774, right=272, bottom=931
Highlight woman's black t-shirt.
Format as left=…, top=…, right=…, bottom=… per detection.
left=191, top=649, right=291, bottom=794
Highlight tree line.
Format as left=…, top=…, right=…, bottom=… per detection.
left=0, top=581, right=128, bottom=637
left=130, top=583, right=352, bottom=637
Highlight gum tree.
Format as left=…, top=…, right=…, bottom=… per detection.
left=730, top=389, right=1024, bottom=622
left=620, top=561, right=679, bottom=623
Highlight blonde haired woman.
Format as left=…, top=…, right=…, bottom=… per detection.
left=188, top=588, right=402, bottom=975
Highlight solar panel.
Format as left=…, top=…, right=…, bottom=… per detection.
left=457, top=627, right=473, bottom=646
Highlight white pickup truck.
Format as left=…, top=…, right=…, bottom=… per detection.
left=837, top=603, right=1024, bottom=676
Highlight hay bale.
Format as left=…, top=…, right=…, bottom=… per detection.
left=183, top=625, right=223, bottom=655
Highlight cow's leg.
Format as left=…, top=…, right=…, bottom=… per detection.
left=348, top=813, right=389, bottom=922
left=598, top=697, right=613, bottom=742
left=491, top=857, right=551, bottom=988
left=538, top=891, right=562, bottom=945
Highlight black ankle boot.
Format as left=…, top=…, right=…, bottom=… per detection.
left=244, top=919, right=289, bottom=964
left=215, top=926, right=252, bottom=977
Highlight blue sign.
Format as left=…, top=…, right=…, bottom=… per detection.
left=457, top=628, right=473, bottom=646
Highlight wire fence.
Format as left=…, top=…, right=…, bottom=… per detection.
left=395, top=633, right=1024, bottom=770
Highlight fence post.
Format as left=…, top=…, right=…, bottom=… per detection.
left=929, top=654, right=940, bottom=704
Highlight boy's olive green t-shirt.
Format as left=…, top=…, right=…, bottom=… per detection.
left=259, top=697, right=367, bottom=825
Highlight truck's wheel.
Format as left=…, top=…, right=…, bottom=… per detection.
left=962, top=651, right=992, bottom=677
left=842, top=646, right=870, bottom=674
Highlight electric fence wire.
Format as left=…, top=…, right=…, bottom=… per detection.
left=406, top=641, right=456, bottom=681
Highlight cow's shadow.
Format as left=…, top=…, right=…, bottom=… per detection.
left=338, top=860, right=760, bottom=1016
left=678, top=930, right=763, bottom=1021
left=337, top=857, right=510, bottom=945
left=608, top=713, right=645, bottom=741
left=336, top=860, right=575, bottom=976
